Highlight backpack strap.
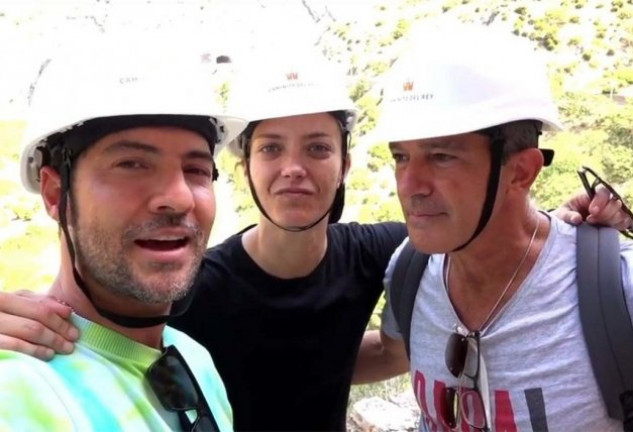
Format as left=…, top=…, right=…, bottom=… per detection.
left=577, top=223, right=633, bottom=429
left=389, top=241, right=430, bottom=358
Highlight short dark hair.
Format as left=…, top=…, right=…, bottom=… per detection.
left=478, top=120, right=543, bottom=164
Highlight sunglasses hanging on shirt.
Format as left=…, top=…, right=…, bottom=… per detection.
left=442, top=330, right=491, bottom=431
left=146, top=345, right=220, bottom=432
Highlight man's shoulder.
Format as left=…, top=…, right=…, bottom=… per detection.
left=0, top=349, right=57, bottom=377
left=0, top=349, right=63, bottom=396
left=0, top=350, right=85, bottom=429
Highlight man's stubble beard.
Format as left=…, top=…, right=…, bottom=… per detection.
left=71, top=211, right=207, bottom=304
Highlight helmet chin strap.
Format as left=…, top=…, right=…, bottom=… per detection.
left=451, top=130, right=504, bottom=252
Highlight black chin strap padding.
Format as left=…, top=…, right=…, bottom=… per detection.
left=541, top=148, right=555, bottom=166
left=328, top=187, right=345, bottom=223
left=452, top=135, right=504, bottom=252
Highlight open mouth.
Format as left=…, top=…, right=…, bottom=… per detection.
left=135, top=238, right=189, bottom=251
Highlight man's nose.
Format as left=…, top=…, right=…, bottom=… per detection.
left=148, top=170, right=195, bottom=215
left=398, top=157, right=433, bottom=198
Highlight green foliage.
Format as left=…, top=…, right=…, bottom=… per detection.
left=333, top=22, right=351, bottom=38
left=357, top=193, right=402, bottom=223
left=368, top=60, right=390, bottom=75
left=356, top=93, right=381, bottom=135
left=349, top=77, right=371, bottom=102
left=0, top=219, right=58, bottom=293
left=514, top=6, right=529, bottom=15
left=442, top=0, right=461, bottom=12
left=593, top=20, right=607, bottom=38
left=348, top=168, right=374, bottom=191
left=613, top=67, right=633, bottom=85
left=392, top=18, right=410, bottom=40
left=373, top=198, right=404, bottom=222
left=532, top=132, right=595, bottom=209
left=513, top=17, right=526, bottom=35
left=612, top=0, right=624, bottom=9
left=217, top=152, right=259, bottom=228
left=568, top=36, right=582, bottom=46
left=215, top=81, right=230, bottom=107
left=617, top=6, right=633, bottom=19
left=600, top=145, right=633, bottom=183
left=367, top=142, right=393, bottom=172
left=531, top=9, right=567, bottom=50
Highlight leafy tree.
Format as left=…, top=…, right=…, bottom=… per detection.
left=367, top=142, right=393, bottom=172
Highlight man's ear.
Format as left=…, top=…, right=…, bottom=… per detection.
left=510, top=148, right=543, bottom=191
left=40, top=166, right=62, bottom=221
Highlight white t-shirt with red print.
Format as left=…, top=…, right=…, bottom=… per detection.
left=382, top=216, right=633, bottom=432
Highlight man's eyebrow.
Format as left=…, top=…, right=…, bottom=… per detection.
left=103, top=140, right=213, bottom=162
left=389, top=139, right=467, bottom=151
left=427, top=139, right=465, bottom=150
left=252, top=132, right=335, bottom=140
left=184, top=149, right=214, bottom=163
left=104, top=140, right=160, bottom=154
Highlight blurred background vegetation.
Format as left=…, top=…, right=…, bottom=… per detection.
left=1, top=0, right=633, bottom=408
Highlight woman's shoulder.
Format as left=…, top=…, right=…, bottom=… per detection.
left=328, top=221, right=407, bottom=239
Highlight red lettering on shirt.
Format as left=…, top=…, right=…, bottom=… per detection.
left=414, top=370, right=439, bottom=431
left=413, top=369, right=521, bottom=431
left=494, top=390, right=518, bottom=432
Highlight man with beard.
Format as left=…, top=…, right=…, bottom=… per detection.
left=0, top=43, right=247, bottom=431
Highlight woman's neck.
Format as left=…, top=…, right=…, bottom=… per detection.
left=242, top=219, right=329, bottom=279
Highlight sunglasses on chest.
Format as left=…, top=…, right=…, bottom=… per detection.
left=147, top=345, right=221, bottom=431
left=442, top=330, right=491, bottom=431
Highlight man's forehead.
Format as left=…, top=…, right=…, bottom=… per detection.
left=92, top=127, right=213, bottom=156
left=389, top=133, right=487, bottom=149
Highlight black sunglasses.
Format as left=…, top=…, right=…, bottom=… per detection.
left=146, top=345, right=220, bottom=432
left=443, top=331, right=490, bottom=431
left=577, top=165, right=633, bottom=239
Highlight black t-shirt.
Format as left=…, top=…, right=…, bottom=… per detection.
left=170, top=222, right=407, bottom=431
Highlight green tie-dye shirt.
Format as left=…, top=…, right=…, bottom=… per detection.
left=0, top=314, right=233, bottom=431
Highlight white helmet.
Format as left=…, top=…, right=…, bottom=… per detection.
left=372, top=23, right=563, bottom=143
left=21, top=39, right=248, bottom=193
left=226, top=50, right=359, bottom=156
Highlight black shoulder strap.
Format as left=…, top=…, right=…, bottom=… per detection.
left=577, top=223, right=633, bottom=429
left=389, top=241, right=430, bottom=358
